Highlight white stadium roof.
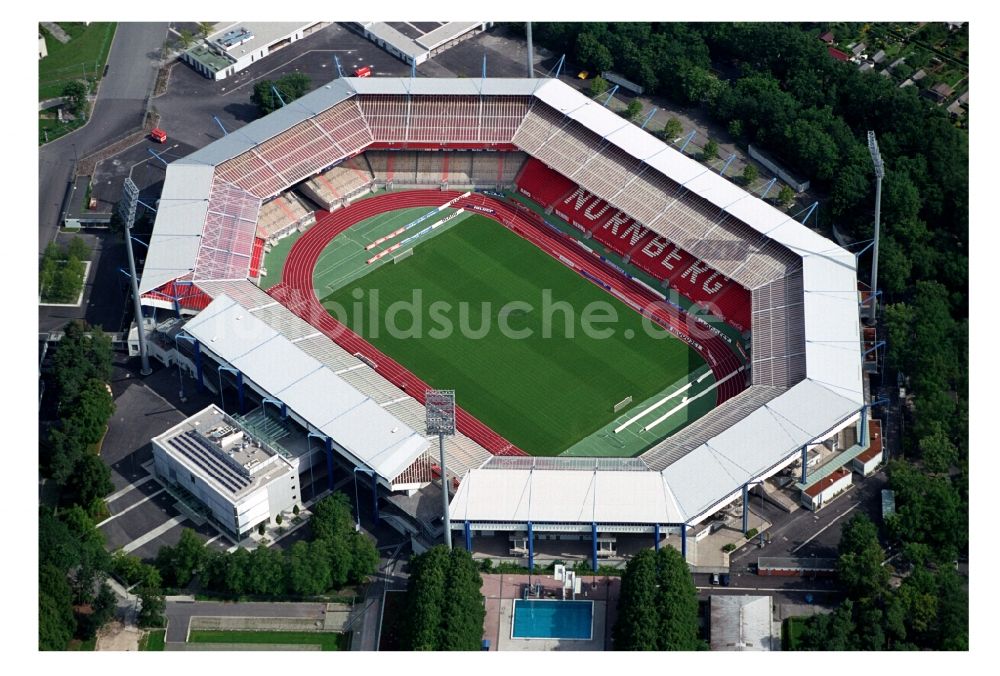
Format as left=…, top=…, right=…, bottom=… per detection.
left=140, top=76, right=865, bottom=528
left=183, top=294, right=430, bottom=482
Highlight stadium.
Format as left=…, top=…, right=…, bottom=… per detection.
left=135, top=76, right=868, bottom=568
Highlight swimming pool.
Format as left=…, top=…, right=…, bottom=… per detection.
left=511, top=599, right=594, bottom=640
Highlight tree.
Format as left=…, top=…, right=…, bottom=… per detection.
left=247, top=545, right=286, bottom=596
left=589, top=75, right=609, bottom=98
left=614, top=547, right=701, bottom=650
left=836, top=514, right=889, bottom=601
left=404, top=548, right=447, bottom=649
left=67, top=378, right=114, bottom=444
left=137, top=585, right=165, bottom=628
left=79, top=582, right=118, bottom=640
left=258, top=522, right=266, bottom=536
left=741, top=163, right=758, bottom=185
left=577, top=31, right=613, bottom=74
left=624, top=99, right=643, bottom=120
left=61, top=80, right=88, bottom=116
left=778, top=184, right=795, bottom=207
left=275, top=513, right=283, bottom=526
left=66, top=452, right=114, bottom=517
left=796, top=600, right=857, bottom=650
left=224, top=547, right=252, bottom=596
left=438, top=548, right=486, bottom=651
left=177, top=28, right=195, bottom=50
left=662, top=117, right=684, bottom=141
left=727, top=118, right=743, bottom=138
left=156, top=528, right=206, bottom=588
left=38, top=563, right=75, bottom=650
left=400, top=546, right=484, bottom=650
left=197, top=22, right=214, bottom=39
left=348, top=532, right=379, bottom=584
left=700, top=138, right=719, bottom=161
left=288, top=540, right=331, bottom=596
left=66, top=236, right=89, bottom=261
left=614, top=549, right=659, bottom=649
left=292, top=504, right=300, bottom=516
left=653, top=547, right=702, bottom=650
left=918, top=421, right=958, bottom=474
left=277, top=73, right=311, bottom=100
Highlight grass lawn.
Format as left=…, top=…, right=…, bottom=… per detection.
left=39, top=23, right=118, bottom=101
left=139, top=629, right=165, bottom=651
left=783, top=616, right=808, bottom=650
left=188, top=630, right=349, bottom=651
left=324, top=214, right=705, bottom=455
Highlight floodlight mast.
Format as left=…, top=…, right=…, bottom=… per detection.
left=426, top=390, right=456, bottom=549
left=120, top=178, right=152, bottom=376
left=867, top=131, right=885, bottom=296
left=525, top=22, right=534, bottom=78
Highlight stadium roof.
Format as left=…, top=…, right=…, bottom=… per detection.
left=183, top=294, right=430, bottom=482
left=140, top=76, right=865, bottom=529
left=449, top=469, right=684, bottom=525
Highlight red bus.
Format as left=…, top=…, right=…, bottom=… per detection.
left=150, top=128, right=167, bottom=143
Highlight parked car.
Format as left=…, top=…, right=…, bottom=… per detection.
left=710, top=573, right=720, bottom=585
left=720, top=574, right=731, bottom=587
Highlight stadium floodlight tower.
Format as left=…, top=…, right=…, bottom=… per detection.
left=525, top=22, right=533, bottom=78
left=867, top=130, right=885, bottom=295
left=120, top=178, right=152, bottom=376
left=426, top=389, right=456, bottom=549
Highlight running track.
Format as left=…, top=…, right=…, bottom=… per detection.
left=270, top=190, right=748, bottom=458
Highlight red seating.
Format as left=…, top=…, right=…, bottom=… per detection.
left=527, top=181, right=753, bottom=332
left=514, top=158, right=576, bottom=208
left=249, top=237, right=265, bottom=278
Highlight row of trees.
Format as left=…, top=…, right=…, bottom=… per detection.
left=613, top=547, right=703, bottom=650
left=795, top=513, right=967, bottom=650
left=40, top=237, right=89, bottom=303
left=154, top=493, right=378, bottom=597
left=399, top=546, right=485, bottom=650
left=251, top=73, right=312, bottom=116
left=39, top=321, right=137, bottom=649
left=525, top=22, right=967, bottom=303
left=41, top=320, right=116, bottom=517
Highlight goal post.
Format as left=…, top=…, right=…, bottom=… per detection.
left=613, top=395, right=633, bottom=413
left=393, top=248, right=414, bottom=264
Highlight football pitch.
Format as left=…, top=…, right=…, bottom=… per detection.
left=321, top=213, right=711, bottom=456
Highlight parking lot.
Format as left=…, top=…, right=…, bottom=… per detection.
left=97, top=354, right=231, bottom=560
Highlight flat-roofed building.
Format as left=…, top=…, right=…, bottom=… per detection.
left=710, top=595, right=778, bottom=651
left=182, top=21, right=325, bottom=81
left=152, top=404, right=300, bottom=539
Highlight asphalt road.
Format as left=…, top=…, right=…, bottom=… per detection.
left=38, top=22, right=168, bottom=252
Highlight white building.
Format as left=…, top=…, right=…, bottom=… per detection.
left=182, top=22, right=325, bottom=81
left=349, top=22, right=491, bottom=66
left=152, top=404, right=300, bottom=539
left=801, top=467, right=853, bottom=511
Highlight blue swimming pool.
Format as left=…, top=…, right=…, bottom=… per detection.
left=511, top=599, right=593, bottom=640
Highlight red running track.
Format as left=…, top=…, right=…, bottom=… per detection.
left=271, top=190, right=748, bottom=458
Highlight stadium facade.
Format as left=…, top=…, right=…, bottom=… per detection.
left=136, top=76, right=869, bottom=562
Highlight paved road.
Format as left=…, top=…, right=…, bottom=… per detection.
left=38, top=22, right=168, bottom=252
left=164, top=600, right=327, bottom=643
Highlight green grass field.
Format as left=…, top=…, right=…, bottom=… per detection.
left=323, top=214, right=707, bottom=456
left=39, top=23, right=117, bottom=101
left=187, top=630, right=349, bottom=651
left=139, top=629, right=165, bottom=651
